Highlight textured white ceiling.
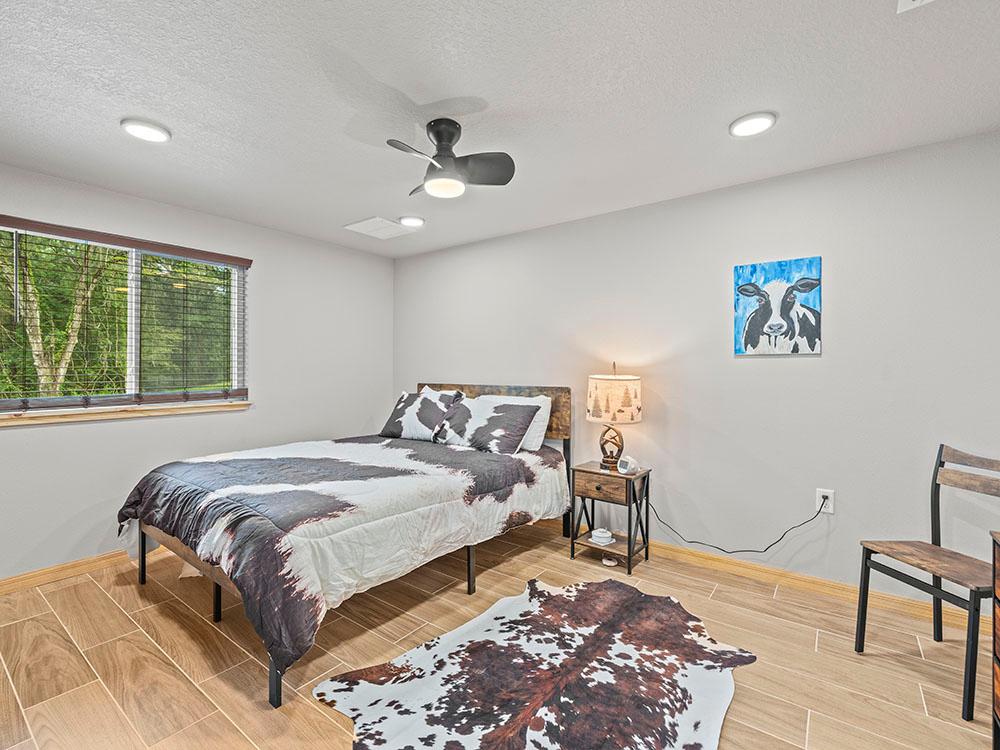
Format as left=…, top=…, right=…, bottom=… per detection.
left=1, top=1, right=998, bottom=258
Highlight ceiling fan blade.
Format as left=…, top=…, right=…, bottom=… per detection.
left=456, top=152, right=515, bottom=185
left=387, top=139, right=442, bottom=169
left=409, top=183, right=425, bottom=196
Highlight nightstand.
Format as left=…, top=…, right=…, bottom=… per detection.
left=570, top=461, right=651, bottom=574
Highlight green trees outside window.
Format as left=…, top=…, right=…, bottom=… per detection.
left=0, top=229, right=244, bottom=407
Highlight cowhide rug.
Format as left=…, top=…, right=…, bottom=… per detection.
left=314, top=578, right=755, bottom=750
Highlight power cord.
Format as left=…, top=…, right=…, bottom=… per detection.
left=650, top=496, right=829, bottom=555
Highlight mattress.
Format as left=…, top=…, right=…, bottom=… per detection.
left=117, top=434, right=570, bottom=673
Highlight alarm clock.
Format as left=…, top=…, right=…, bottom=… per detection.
left=617, top=455, right=640, bottom=475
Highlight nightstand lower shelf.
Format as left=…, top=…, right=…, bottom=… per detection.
left=574, top=531, right=648, bottom=560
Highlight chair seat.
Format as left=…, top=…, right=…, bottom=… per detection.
left=861, top=540, right=992, bottom=591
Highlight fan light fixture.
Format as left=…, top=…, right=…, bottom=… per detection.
left=388, top=119, right=514, bottom=198
left=399, top=216, right=425, bottom=228
left=729, top=112, right=777, bottom=138
left=424, top=176, right=466, bottom=199
left=120, top=118, right=171, bottom=143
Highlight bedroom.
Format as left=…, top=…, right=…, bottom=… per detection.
left=1, top=1, right=999, bottom=748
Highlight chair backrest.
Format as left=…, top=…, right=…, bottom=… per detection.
left=936, top=445, right=1000, bottom=498
left=930, top=445, right=1000, bottom=546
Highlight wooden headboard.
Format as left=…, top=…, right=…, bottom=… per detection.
left=418, top=383, right=572, bottom=440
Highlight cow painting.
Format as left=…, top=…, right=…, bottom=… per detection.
left=734, top=256, right=822, bottom=355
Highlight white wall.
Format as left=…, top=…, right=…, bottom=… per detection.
left=0, top=164, right=394, bottom=577
left=4, top=133, right=998, bottom=591
left=394, top=132, right=1000, bottom=592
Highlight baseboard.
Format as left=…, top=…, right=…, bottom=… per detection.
left=0, top=550, right=129, bottom=595
left=536, top=519, right=985, bottom=630
left=0, top=546, right=171, bottom=596
left=3, top=523, right=984, bottom=632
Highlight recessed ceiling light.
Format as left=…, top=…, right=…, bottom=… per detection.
left=729, top=112, right=777, bottom=138
left=398, top=216, right=425, bottom=228
left=120, top=118, right=171, bottom=143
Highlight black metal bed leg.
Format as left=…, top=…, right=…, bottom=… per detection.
left=854, top=548, right=872, bottom=653
left=466, top=545, right=476, bottom=595
left=269, top=657, right=282, bottom=708
left=932, top=575, right=943, bottom=642
left=961, top=592, right=980, bottom=721
left=212, top=582, right=222, bottom=623
left=138, top=527, right=147, bottom=585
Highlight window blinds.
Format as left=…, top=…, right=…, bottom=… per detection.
left=0, top=216, right=249, bottom=412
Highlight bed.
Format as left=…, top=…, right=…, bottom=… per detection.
left=117, top=383, right=572, bottom=707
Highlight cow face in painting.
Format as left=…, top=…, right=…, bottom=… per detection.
left=738, top=277, right=821, bottom=354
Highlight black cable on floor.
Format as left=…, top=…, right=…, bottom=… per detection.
left=649, top=497, right=828, bottom=555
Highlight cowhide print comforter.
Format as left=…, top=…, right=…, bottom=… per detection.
left=117, top=435, right=569, bottom=674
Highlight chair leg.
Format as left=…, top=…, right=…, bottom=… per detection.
left=932, top=575, right=943, bottom=642
left=961, top=593, right=981, bottom=722
left=854, top=548, right=872, bottom=653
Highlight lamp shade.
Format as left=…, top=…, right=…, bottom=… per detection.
left=586, top=374, right=642, bottom=424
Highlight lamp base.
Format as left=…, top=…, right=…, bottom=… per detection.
left=599, top=424, right=624, bottom=471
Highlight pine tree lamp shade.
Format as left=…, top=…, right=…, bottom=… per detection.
left=586, top=365, right=642, bottom=470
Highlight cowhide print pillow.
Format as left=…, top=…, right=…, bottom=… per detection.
left=433, top=395, right=541, bottom=454
left=379, top=387, right=462, bottom=441
left=492, top=394, right=552, bottom=451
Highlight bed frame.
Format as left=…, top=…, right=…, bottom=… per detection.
left=138, top=383, right=571, bottom=708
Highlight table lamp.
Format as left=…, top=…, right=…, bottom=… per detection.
left=586, top=363, right=642, bottom=470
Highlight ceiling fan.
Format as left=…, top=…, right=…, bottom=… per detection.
left=387, top=118, right=515, bottom=198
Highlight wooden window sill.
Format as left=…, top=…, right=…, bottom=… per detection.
left=0, top=400, right=251, bottom=428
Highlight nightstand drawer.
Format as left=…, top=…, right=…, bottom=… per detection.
left=574, top=472, right=627, bottom=504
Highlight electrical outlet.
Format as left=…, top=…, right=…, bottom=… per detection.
left=816, top=489, right=835, bottom=515
left=897, top=0, right=938, bottom=14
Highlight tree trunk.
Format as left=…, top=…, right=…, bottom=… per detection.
left=1, top=244, right=108, bottom=397
left=53, top=252, right=104, bottom=392
left=10, top=250, right=57, bottom=395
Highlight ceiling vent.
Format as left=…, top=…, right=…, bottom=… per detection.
left=897, top=0, right=938, bottom=13
left=343, top=216, right=416, bottom=240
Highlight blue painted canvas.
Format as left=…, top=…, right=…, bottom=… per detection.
left=734, top=256, right=821, bottom=356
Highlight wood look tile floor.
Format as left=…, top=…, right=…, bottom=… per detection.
left=0, top=521, right=991, bottom=749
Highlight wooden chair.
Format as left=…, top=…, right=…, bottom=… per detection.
left=854, top=444, right=1000, bottom=721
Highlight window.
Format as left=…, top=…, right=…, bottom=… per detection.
left=0, top=215, right=249, bottom=413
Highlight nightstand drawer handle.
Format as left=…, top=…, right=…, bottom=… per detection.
left=594, top=484, right=602, bottom=491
